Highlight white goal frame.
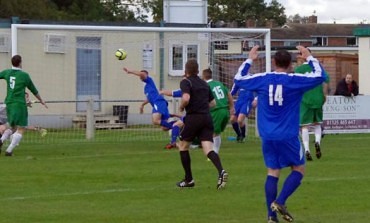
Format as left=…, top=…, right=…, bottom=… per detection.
left=11, top=24, right=271, bottom=71
left=10, top=24, right=271, bottom=140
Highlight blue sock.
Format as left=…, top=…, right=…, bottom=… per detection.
left=171, top=126, right=180, bottom=144
left=232, top=122, right=241, bottom=137
left=240, top=125, right=246, bottom=138
left=265, top=175, right=279, bottom=218
left=276, top=171, right=303, bottom=205
left=160, top=120, right=172, bottom=129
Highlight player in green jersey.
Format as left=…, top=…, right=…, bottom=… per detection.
left=295, top=50, right=329, bottom=161
left=0, top=55, right=47, bottom=156
left=202, top=68, right=234, bottom=154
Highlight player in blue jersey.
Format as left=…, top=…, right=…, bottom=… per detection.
left=230, top=83, right=256, bottom=143
left=160, top=88, right=202, bottom=149
left=123, top=68, right=181, bottom=149
left=234, top=46, right=327, bottom=223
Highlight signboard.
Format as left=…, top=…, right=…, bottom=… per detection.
left=323, top=96, right=370, bottom=133
left=142, top=42, right=153, bottom=69
left=163, top=0, right=207, bottom=24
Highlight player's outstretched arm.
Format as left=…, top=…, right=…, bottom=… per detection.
left=34, top=93, right=48, bottom=109
left=227, top=92, right=235, bottom=115
left=248, top=45, right=259, bottom=60
left=179, top=93, right=190, bottom=112
left=159, top=89, right=173, bottom=96
left=140, top=99, right=149, bottom=114
left=123, top=67, right=146, bottom=79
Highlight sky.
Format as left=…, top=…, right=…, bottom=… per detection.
left=266, top=0, right=370, bottom=24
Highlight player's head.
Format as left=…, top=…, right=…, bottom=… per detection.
left=11, top=55, right=22, bottom=68
left=140, top=70, right=149, bottom=81
left=202, top=68, right=212, bottom=80
left=274, top=50, right=292, bottom=69
left=345, top=73, right=353, bottom=84
left=185, top=59, right=199, bottom=77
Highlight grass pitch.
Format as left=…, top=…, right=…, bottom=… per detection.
left=0, top=133, right=369, bottom=223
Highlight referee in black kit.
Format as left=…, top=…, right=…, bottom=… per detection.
left=176, top=59, right=228, bottom=190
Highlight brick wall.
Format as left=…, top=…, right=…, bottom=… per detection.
left=328, top=37, right=347, bottom=46
left=216, top=53, right=358, bottom=95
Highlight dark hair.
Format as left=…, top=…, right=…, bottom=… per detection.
left=185, top=59, right=199, bottom=77
left=202, top=68, right=212, bottom=80
left=140, top=70, right=148, bottom=75
left=11, top=55, right=22, bottom=67
left=274, top=50, right=291, bottom=69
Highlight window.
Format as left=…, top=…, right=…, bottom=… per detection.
left=283, top=41, right=298, bottom=47
left=214, top=41, right=228, bottom=50
left=169, top=41, right=199, bottom=76
left=314, top=37, right=328, bottom=46
left=347, top=37, right=357, bottom=46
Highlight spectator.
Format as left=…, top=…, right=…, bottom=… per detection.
left=334, top=73, right=359, bottom=97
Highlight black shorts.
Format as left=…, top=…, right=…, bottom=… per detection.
left=180, top=113, right=214, bottom=142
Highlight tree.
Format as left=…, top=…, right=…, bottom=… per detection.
left=0, top=0, right=149, bottom=22
left=146, top=0, right=162, bottom=23
left=265, top=0, right=286, bottom=26
left=287, top=14, right=310, bottom=24
left=0, top=0, right=59, bottom=20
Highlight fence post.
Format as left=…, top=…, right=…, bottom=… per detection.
left=86, top=98, right=95, bottom=140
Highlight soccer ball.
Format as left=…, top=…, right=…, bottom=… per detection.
left=115, top=49, right=127, bottom=60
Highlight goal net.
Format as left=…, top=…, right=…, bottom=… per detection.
left=5, top=24, right=271, bottom=145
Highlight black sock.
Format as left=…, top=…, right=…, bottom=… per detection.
left=241, top=125, right=246, bottom=138
left=232, top=122, right=241, bottom=137
left=180, top=151, right=192, bottom=181
left=207, top=150, right=223, bottom=174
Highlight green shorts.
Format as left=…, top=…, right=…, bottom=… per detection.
left=300, top=103, right=323, bottom=126
left=211, top=108, right=230, bottom=135
left=6, top=103, right=28, bottom=127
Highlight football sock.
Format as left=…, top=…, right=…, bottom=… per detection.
left=171, top=125, right=180, bottom=144
left=301, top=127, right=310, bottom=152
left=265, top=175, right=279, bottom=218
left=160, top=120, right=172, bottom=129
left=276, top=171, right=303, bottom=205
left=179, top=151, right=192, bottom=182
left=232, top=122, right=241, bottom=137
left=314, top=124, right=322, bottom=144
left=6, top=132, right=22, bottom=153
left=240, top=125, right=246, bottom=138
left=213, top=135, right=221, bottom=154
left=207, top=150, right=223, bottom=174
left=1, top=129, right=13, bottom=143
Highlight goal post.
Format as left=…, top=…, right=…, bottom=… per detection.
left=8, top=24, right=271, bottom=144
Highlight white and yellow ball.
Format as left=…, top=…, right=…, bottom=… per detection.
left=115, top=49, right=127, bottom=60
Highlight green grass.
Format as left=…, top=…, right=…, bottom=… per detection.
left=0, top=133, right=370, bottom=222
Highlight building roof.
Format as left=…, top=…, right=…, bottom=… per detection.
left=271, top=23, right=361, bottom=40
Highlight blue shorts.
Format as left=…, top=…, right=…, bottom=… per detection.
left=262, top=137, right=305, bottom=169
left=234, top=99, right=253, bottom=116
left=152, top=99, right=170, bottom=121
